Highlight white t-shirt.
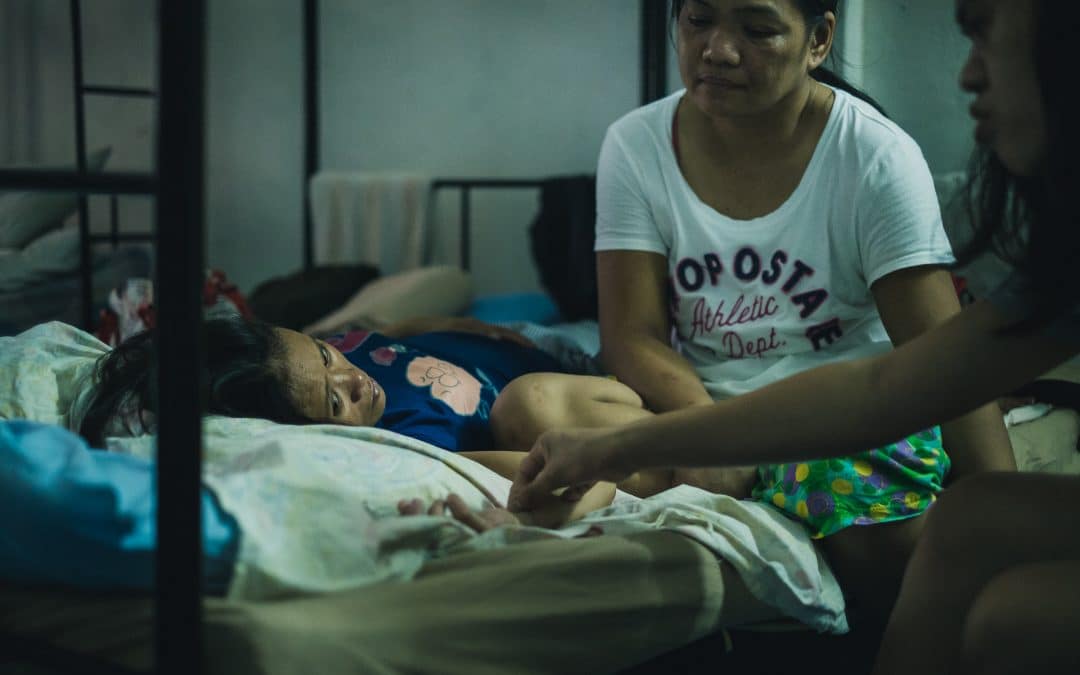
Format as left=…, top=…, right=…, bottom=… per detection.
left=595, top=88, right=954, bottom=399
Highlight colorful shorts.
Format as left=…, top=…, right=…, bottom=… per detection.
left=752, top=427, right=950, bottom=539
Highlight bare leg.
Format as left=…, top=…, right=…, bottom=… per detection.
left=670, top=466, right=760, bottom=500
left=872, top=472, right=1080, bottom=675
left=490, top=373, right=760, bottom=497
left=490, top=373, right=655, bottom=449
left=819, top=515, right=926, bottom=631
left=489, top=373, right=675, bottom=497
left=960, top=560, right=1080, bottom=674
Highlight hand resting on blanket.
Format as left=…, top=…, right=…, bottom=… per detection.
left=397, top=485, right=611, bottom=532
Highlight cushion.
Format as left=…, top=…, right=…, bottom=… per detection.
left=0, top=146, right=112, bottom=248
left=249, top=264, right=380, bottom=331
left=466, top=291, right=561, bottom=325
left=0, top=321, right=108, bottom=429
left=304, top=265, right=472, bottom=335
left=0, top=225, right=81, bottom=293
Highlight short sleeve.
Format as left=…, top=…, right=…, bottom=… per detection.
left=856, top=138, right=956, bottom=286
left=594, top=127, right=668, bottom=255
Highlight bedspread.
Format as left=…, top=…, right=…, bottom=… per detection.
left=111, top=418, right=847, bottom=633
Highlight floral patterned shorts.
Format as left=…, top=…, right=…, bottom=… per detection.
left=752, top=427, right=950, bottom=539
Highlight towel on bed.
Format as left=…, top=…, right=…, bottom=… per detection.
left=309, top=171, right=431, bottom=274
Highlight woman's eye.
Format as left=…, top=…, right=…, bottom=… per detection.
left=687, top=15, right=711, bottom=27
left=331, top=393, right=341, bottom=416
left=320, top=346, right=330, bottom=366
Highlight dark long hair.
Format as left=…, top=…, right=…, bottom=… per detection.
left=79, top=317, right=308, bottom=447
left=955, top=1, right=1079, bottom=322
left=669, top=0, right=886, bottom=115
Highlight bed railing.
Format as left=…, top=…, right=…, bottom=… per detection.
left=69, top=0, right=158, bottom=330
left=0, top=1, right=207, bottom=673
left=301, top=0, right=670, bottom=273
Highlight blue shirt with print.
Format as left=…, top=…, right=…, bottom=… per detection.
left=327, top=330, right=562, bottom=451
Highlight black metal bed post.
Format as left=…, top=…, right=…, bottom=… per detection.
left=429, top=179, right=546, bottom=273
left=154, top=0, right=206, bottom=672
left=640, top=0, right=669, bottom=105
left=69, top=0, right=94, bottom=330
left=303, top=0, right=319, bottom=270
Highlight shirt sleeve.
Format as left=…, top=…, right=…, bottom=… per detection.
left=0, top=420, right=239, bottom=593
left=855, top=137, right=956, bottom=287
left=594, top=126, right=668, bottom=255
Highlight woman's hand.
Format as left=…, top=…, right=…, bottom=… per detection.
left=397, top=494, right=521, bottom=532
left=507, top=428, right=629, bottom=513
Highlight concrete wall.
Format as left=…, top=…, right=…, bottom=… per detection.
left=3, top=0, right=977, bottom=295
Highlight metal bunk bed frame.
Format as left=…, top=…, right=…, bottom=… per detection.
left=0, top=1, right=668, bottom=672
left=0, top=1, right=205, bottom=673
left=301, top=0, right=669, bottom=273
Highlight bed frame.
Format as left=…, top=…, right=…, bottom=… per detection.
left=0, top=2, right=668, bottom=673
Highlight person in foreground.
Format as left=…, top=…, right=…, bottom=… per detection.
left=507, top=1, right=1079, bottom=672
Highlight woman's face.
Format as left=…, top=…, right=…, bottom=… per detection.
left=957, top=0, right=1046, bottom=176
left=676, top=0, right=832, bottom=119
left=273, top=328, right=386, bottom=427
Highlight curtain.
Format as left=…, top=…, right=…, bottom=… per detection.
left=1, top=0, right=41, bottom=165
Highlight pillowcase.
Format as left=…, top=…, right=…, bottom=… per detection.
left=0, top=146, right=112, bottom=248
left=304, top=265, right=472, bottom=335
left=466, top=291, right=561, bottom=325
left=0, top=225, right=81, bottom=293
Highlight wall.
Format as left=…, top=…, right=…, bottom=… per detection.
left=3, top=0, right=978, bottom=295
left=840, top=0, right=975, bottom=175
left=0, top=0, right=156, bottom=237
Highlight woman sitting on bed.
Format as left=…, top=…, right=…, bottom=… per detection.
left=78, top=314, right=674, bottom=501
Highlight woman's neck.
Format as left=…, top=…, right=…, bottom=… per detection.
left=685, top=78, right=826, bottom=161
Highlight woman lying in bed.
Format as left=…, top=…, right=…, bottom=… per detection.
left=78, top=315, right=677, bottom=515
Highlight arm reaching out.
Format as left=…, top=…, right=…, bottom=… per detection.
left=509, top=301, right=1077, bottom=511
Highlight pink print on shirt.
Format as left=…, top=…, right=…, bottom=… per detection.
left=672, top=247, right=843, bottom=358
left=406, top=356, right=482, bottom=415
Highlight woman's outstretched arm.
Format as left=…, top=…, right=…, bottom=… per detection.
left=510, top=300, right=1077, bottom=511
left=870, top=265, right=1016, bottom=477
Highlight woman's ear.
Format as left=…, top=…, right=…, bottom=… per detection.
left=808, top=12, right=836, bottom=70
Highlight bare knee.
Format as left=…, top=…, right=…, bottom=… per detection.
left=490, top=374, right=563, bottom=450
left=960, top=569, right=1067, bottom=675
left=920, top=474, right=1006, bottom=564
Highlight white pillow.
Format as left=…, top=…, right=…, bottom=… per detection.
left=304, top=265, right=472, bottom=335
left=0, top=226, right=82, bottom=293
left=0, top=321, right=109, bottom=429
left=0, top=147, right=112, bottom=248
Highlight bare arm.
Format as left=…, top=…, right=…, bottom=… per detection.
left=613, top=300, right=1073, bottom=471
left=597, top=250, right=713, bottom=411
left=509, top=301, right=1077, bottom=509
left=871, top=266, right=1016, bottom=477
